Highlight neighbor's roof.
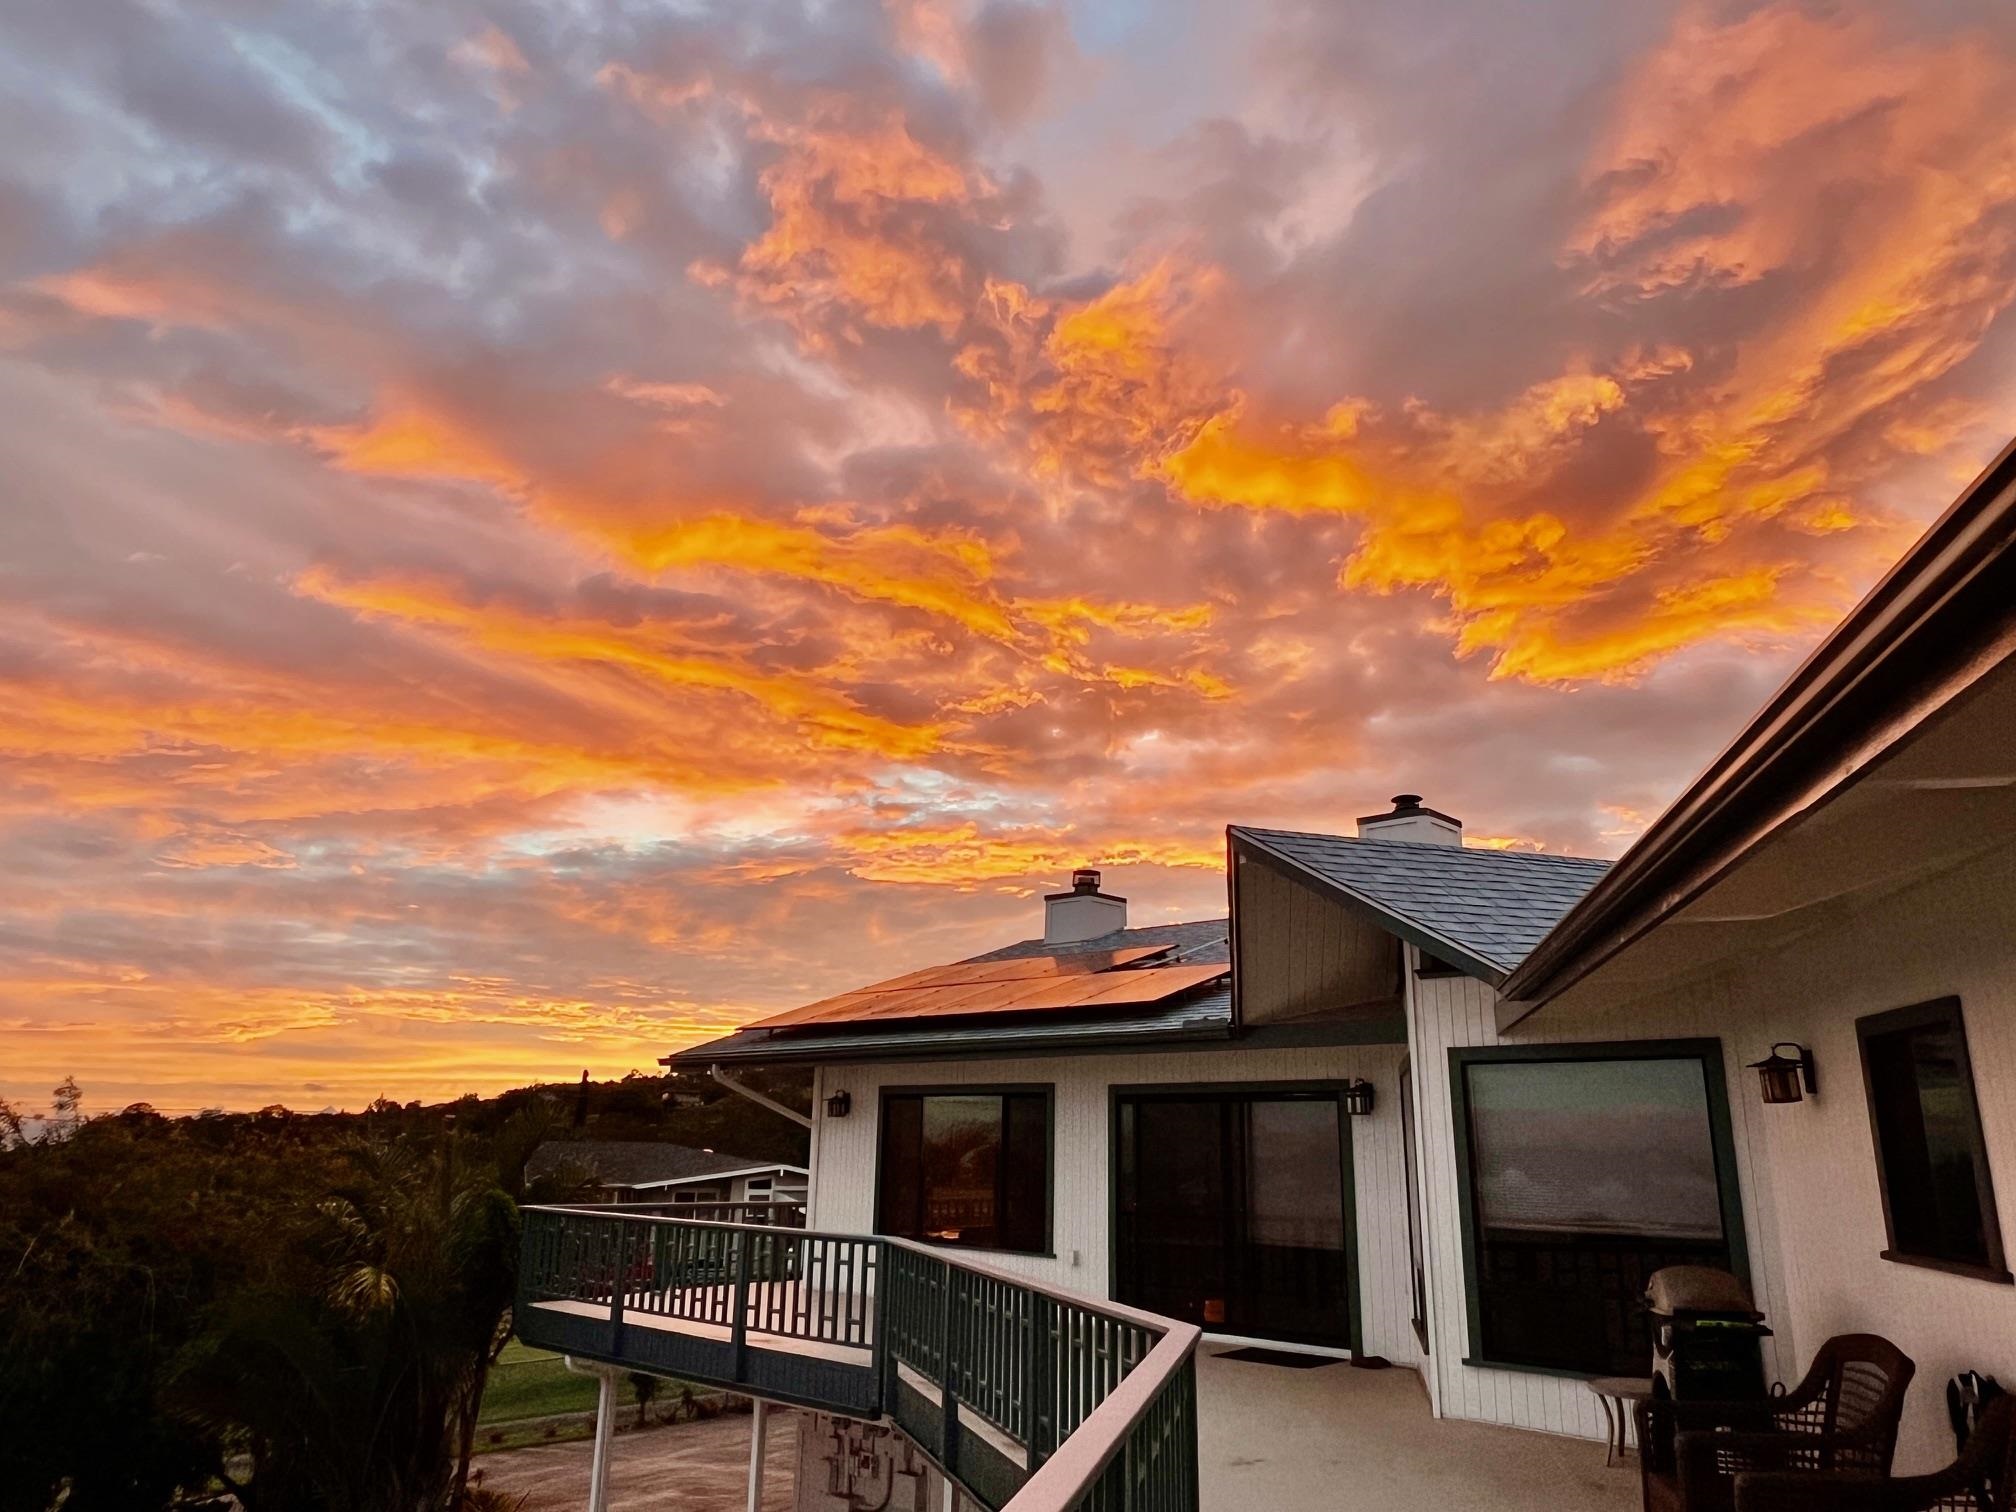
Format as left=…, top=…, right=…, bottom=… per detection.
left=665, top=920, right=1233, bottom=1068
left=1501, top=434, right=2016, bottom=1014
left=1231, top=826, right=1610, bottom=983
left=524, top=1140, right=801, bottom=1189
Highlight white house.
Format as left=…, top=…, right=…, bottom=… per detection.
left=666, top=439, right=2016, bottom=1487
left=524, top=1139, right=808, bottom=1209
left=515, top=441, right=2016, bottom=1512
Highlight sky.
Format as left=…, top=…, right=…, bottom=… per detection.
left=4, top=0, right=2016, bottom=1115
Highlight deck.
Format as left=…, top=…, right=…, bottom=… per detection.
left=482, top=1344, right=1640, bottom=1512
left=1193, top=1350, right=1634, bottom=1511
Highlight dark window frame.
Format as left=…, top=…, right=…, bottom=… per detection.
left=1855, top=998, right=2012, bottom=1285
left=1105, top=1079, right=1364, bottom=1354
left=1448, top=1038, right=1749, bottom=1379
left=873, top=1083, right=1055, bottom=1257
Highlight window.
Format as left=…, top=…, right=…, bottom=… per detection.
left=877, top=1088, right=1051, bottom=1254
left=1857, top=999, right=2010, bottom=1283
left=1451, top=1041, right=1745, bottom=1376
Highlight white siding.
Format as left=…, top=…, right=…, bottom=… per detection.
left=1411, top=835, right=2016, bottom=1469
left=1406, top=965, right=1794, bottom=1444
left=807, top=1042, right=1424, bottom=1368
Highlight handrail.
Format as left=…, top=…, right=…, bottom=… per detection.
left=515, top=1206, right=1199, bottom=1512
left=1003, top=1321, right=1201, bottom=1511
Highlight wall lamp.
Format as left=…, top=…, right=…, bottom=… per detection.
left=824, top=1090, right=853, bottom=1119
left=1748, top=1043, right=1817, bottom=1105
left=1343, top=1079, right=1376, bottom=1117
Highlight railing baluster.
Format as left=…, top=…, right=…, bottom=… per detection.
left=729, top=1227, right=752, bottom=1384
left=514, top=1206, right=1199, bottom=1512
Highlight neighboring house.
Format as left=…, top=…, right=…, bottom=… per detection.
left=524, top=1139, right=808, bottom=1208
left=517, top=443, right=2016, bottom=1512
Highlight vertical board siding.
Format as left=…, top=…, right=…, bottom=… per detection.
left=808, top=1042, right=1424, bottom=1370
left=1410, top=834, right=2016, bottom=1467
left=1407, top=965, right=1790, bottom=1443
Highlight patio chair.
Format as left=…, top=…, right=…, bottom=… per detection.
left=1637, top=1334, right=1916, bottom=1512
left=1732, top=1394, right=2014, bottom=1512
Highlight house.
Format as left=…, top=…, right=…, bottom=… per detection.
left=524, top=1138, right=808, bottom=1209
left=517, top=439, right=2016, bottom=1512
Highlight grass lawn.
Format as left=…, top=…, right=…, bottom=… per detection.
left=479, top=1341, right=640, bottom=1426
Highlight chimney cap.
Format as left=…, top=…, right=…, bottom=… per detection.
left=1045, top=867, right=1127, bottom=903
left=1354, top=793, right=1463, bottom=829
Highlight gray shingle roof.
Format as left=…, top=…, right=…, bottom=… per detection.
left=524, top=1140, right=797, bottom=1188
left=1231, top=827, right=1610, bottom=979
left=969, top=917, right=1229, bottom=966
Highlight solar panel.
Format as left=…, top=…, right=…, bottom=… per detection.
left=868, top=946, right=1170, bottom=993
left=748, top=959, right=1226, bottom=1030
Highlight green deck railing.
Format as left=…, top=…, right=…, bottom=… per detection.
left=516, top=1205, right=1200, bottom=1512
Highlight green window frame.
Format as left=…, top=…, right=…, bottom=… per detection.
left=1448, top=1039, right=1748, bottom=1378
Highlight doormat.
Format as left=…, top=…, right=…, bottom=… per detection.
left=1212, top=1347, right=1338, bottom=1369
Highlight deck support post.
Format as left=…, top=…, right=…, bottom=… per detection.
left=587, top=1368, right=617, bottom=1512
left=745, top=1398, right=768, bottom=1512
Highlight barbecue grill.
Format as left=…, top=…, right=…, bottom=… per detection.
left=1645, top=1264, right=1771, bottom=1403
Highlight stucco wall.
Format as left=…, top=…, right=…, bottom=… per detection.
left=806, top=1041, right=1423, bottom=1369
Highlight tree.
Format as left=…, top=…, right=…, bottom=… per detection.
left=172, top=1138, right=519, bottom=1512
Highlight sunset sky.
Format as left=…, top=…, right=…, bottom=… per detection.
left=5, top=0, right=2016, bottom=1114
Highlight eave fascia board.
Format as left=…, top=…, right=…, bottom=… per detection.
left=1499, top=437, right=2016, bottom=1020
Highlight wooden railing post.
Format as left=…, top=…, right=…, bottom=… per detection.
left=939, top=1260, right=961, bottom=1476
left=1026, top=1292, right=1054, bottom=1469
left=609, top=1219, right=627, bottom=1359
left=870, top=1241, right=891, bottom=1415
left=730, top=1228, right=753, bottom=1385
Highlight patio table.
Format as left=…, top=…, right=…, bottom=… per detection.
left=1586, top=1376, right=1653, bottom=1466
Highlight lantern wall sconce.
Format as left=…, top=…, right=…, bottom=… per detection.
left=824, top=1090, right=852, bottom=1119
left=1748, top=1043, right=1817, bottom=1104
left=1343, top=1079, right=1376, bottom=1116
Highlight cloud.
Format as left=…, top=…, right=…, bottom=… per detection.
left=0, top=0, right=2012, bottom=1109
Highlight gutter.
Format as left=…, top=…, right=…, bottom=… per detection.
left=1499, top=436, right=2016, bottom=1023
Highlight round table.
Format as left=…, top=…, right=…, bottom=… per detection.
left=1586, top=1376, right=1654, bottom=1466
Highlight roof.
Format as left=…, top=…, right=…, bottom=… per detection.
left=969, top=917, right=1230, bottom=966
left=665, top=920, right=1233, bottom=1067
left=1231, top=826, right=1610, bottom=982
left=745, top=945, right=1224, bottom=1030
left=1500, top=435, right=2016, bottom=1014
left=524, top=1140, right=801, bottom=1189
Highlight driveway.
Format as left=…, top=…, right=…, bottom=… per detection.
left=474, top=1408, right=799, bottom=1511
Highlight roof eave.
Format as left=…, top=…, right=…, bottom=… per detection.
left=1500, top=437, right=2016, bottom=1020
left=660, top=1015, right=1235, bottom=1069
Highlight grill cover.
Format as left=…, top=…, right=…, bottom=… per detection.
left=1645, top=1265, right=1760, bottom=1319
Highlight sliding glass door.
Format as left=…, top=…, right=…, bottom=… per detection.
left=1114, top=1088, right=1355, bottom=1348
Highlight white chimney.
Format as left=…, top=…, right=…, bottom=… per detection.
left=1043, top=868, right=1127, bottom=943
left=1355, top=793, right=1462, bottom=846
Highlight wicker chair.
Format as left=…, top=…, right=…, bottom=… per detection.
left=1732, top=1395, right=2014, bottom=1512
left=1637, top=1335, right=1917, bottom=1512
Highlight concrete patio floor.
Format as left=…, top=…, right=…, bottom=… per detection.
left=1196, top=1349, right=1637, bottom=1512
left=477, top=1350, right=1637, bottom=1511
